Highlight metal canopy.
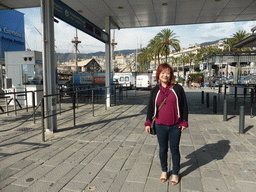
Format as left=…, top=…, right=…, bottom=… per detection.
left=1, top=0, right=256, bottom=30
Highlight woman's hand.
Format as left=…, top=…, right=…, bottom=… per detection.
left=179, top=126, right=187, bottom=131
left=145, top=126, right=151, bottom=134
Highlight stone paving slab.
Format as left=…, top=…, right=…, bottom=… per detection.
left=1, top=87, right=256, bottom=191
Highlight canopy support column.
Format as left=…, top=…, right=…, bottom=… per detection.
left=105, top=16, right=111, bottom=108
left=41, top=0, right=57, bottom=132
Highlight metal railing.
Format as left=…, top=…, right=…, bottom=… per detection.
left=40, top=85, right=125, bottom=141
left=0, top=88, right=43, bottom=123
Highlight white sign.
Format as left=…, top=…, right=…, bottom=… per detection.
left=199, top=64, right=204, bottom=70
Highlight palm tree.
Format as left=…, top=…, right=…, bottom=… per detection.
left=222, top=30, right=250, bottom=53
left=137, top=47, right=151, bottom=72
left=180, top=53, right=189, bottom=77
left=157, top=29, right=180, bottom=63
left=233, top=30, right=250, bottom=43
left=171, top=56, right=180, bottom=78
left=148, top=36, right=162, bottom=68
left=187, top=52, right=195, bottom=74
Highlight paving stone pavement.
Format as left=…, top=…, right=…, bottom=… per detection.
left=0, top=87, right=256, bottom=192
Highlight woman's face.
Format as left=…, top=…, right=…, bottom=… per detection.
left=159, top=68, right=171, bottom=83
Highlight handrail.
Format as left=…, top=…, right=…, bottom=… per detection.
left=40, top=85, right=124, bottom=141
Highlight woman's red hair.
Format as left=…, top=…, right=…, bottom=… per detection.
left=156, top=63, right=174, bottom=84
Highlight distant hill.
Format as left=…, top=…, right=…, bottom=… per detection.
left=57, top=39, right=224, bottom=62
left=199, top=39, right=224, bottom=47
left=57, top=49, right=136, bottom=62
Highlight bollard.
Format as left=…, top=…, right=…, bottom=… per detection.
left=239, top=106, right=245, bottom=134
left=213, top=95, right=217, bottom=114
left=224, top=83, right=227, bottom=99
left=223, top=99, right=227, bottom=121
left=234, top=86, right=237, bottom=110
left=206, top=93, right=209, bottom=108
left=201, top=91, right=204, bottom=104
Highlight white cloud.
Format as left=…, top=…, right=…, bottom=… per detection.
left=18, top=8, right=256, bottom=54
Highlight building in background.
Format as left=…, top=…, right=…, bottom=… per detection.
left=0, top=9, right=25, bottom=89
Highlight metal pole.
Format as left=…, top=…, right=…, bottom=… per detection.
left=251, top=88, right=254, bottom=118
left=243, top=87, right=246, bottom=106
left=5, top=95, right=9, bottom=116
left=114, top=87, right=117, bottom=105
left=223, top=99, right=227, bottom=121
left=224, top=83, right=227, bottom=99
left=213, top=95, right=217, bottom=114
left=201, top=91, right=204, bottom=104
left=72, top=92, right=76, bottom=127
left=14, top=89, right=17, bottom=116
left=206, top=93, right=209, bottom=108
left=41, top=98, right=45, bottom=142
left=58, top=89, right=61, bottom=115
left=25, top=88, right=28, bottom=112
left=32, top=91, right=35, bottom=124
left=92, top=89, right=94, bottom=116
left=105, top=87, right=107, bottom=110
left=76, top=88, right=78, bottom=109
left=239, top=106, right=245, bottom=134
left=218, top=85, right=221, bottom=102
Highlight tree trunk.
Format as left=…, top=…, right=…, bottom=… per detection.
left=165, top=46, right=168, bottom=63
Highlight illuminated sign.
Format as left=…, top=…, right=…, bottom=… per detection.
left=54, top=0, right=108, bottom=43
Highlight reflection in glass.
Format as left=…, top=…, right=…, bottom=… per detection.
left=22, top=64, right=43, bottom=85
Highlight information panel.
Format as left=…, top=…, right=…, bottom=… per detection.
left=54, top=0, right=108, bottom=43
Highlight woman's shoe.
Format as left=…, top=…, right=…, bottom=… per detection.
left=160, top=172, right=167, bottom=182
left=171, top=174, right=179, bottom=185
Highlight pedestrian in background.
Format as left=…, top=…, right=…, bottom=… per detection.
left=198, top=76, right=203, bottom=88
left=211, top=75, right=216, bottom=89
left=145, top=63, right=189, bottom=185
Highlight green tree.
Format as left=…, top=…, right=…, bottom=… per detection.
left=180, top=54, right=189, bottom=77
left=157, top=29, right=180, bottom=63
left=187, top=52, right=195, bottom=74
left=171, top=56, right=181, bottom=78
left=148, top=36, right=162, bottom=68
left=137, top=47, right=151, bottom=72
left=233, top=30, right=250, bottom=43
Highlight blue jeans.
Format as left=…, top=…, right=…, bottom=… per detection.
left=155, top=123, right=181, bottom=175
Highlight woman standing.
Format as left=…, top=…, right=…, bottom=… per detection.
left=145, top=63, right=188, bottom=185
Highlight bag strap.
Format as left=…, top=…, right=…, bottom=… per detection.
left=158, top=84, right=174, bottom=111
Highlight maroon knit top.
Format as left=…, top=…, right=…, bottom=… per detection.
left=145, top=83, right=188, bottom=128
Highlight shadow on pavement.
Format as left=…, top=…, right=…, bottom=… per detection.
left=180, top=140, right=231, bottom=177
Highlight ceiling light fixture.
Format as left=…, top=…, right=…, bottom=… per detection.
left=215, top=0, right=221, bottom=2
left=118, top=6, right=123, bottom=10
left=78, top=10, right=83, bottom=13
left=162, top=3, right=168, bottom=6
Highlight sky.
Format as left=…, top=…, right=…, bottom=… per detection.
left=17, top=7, right=256, bottom=54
